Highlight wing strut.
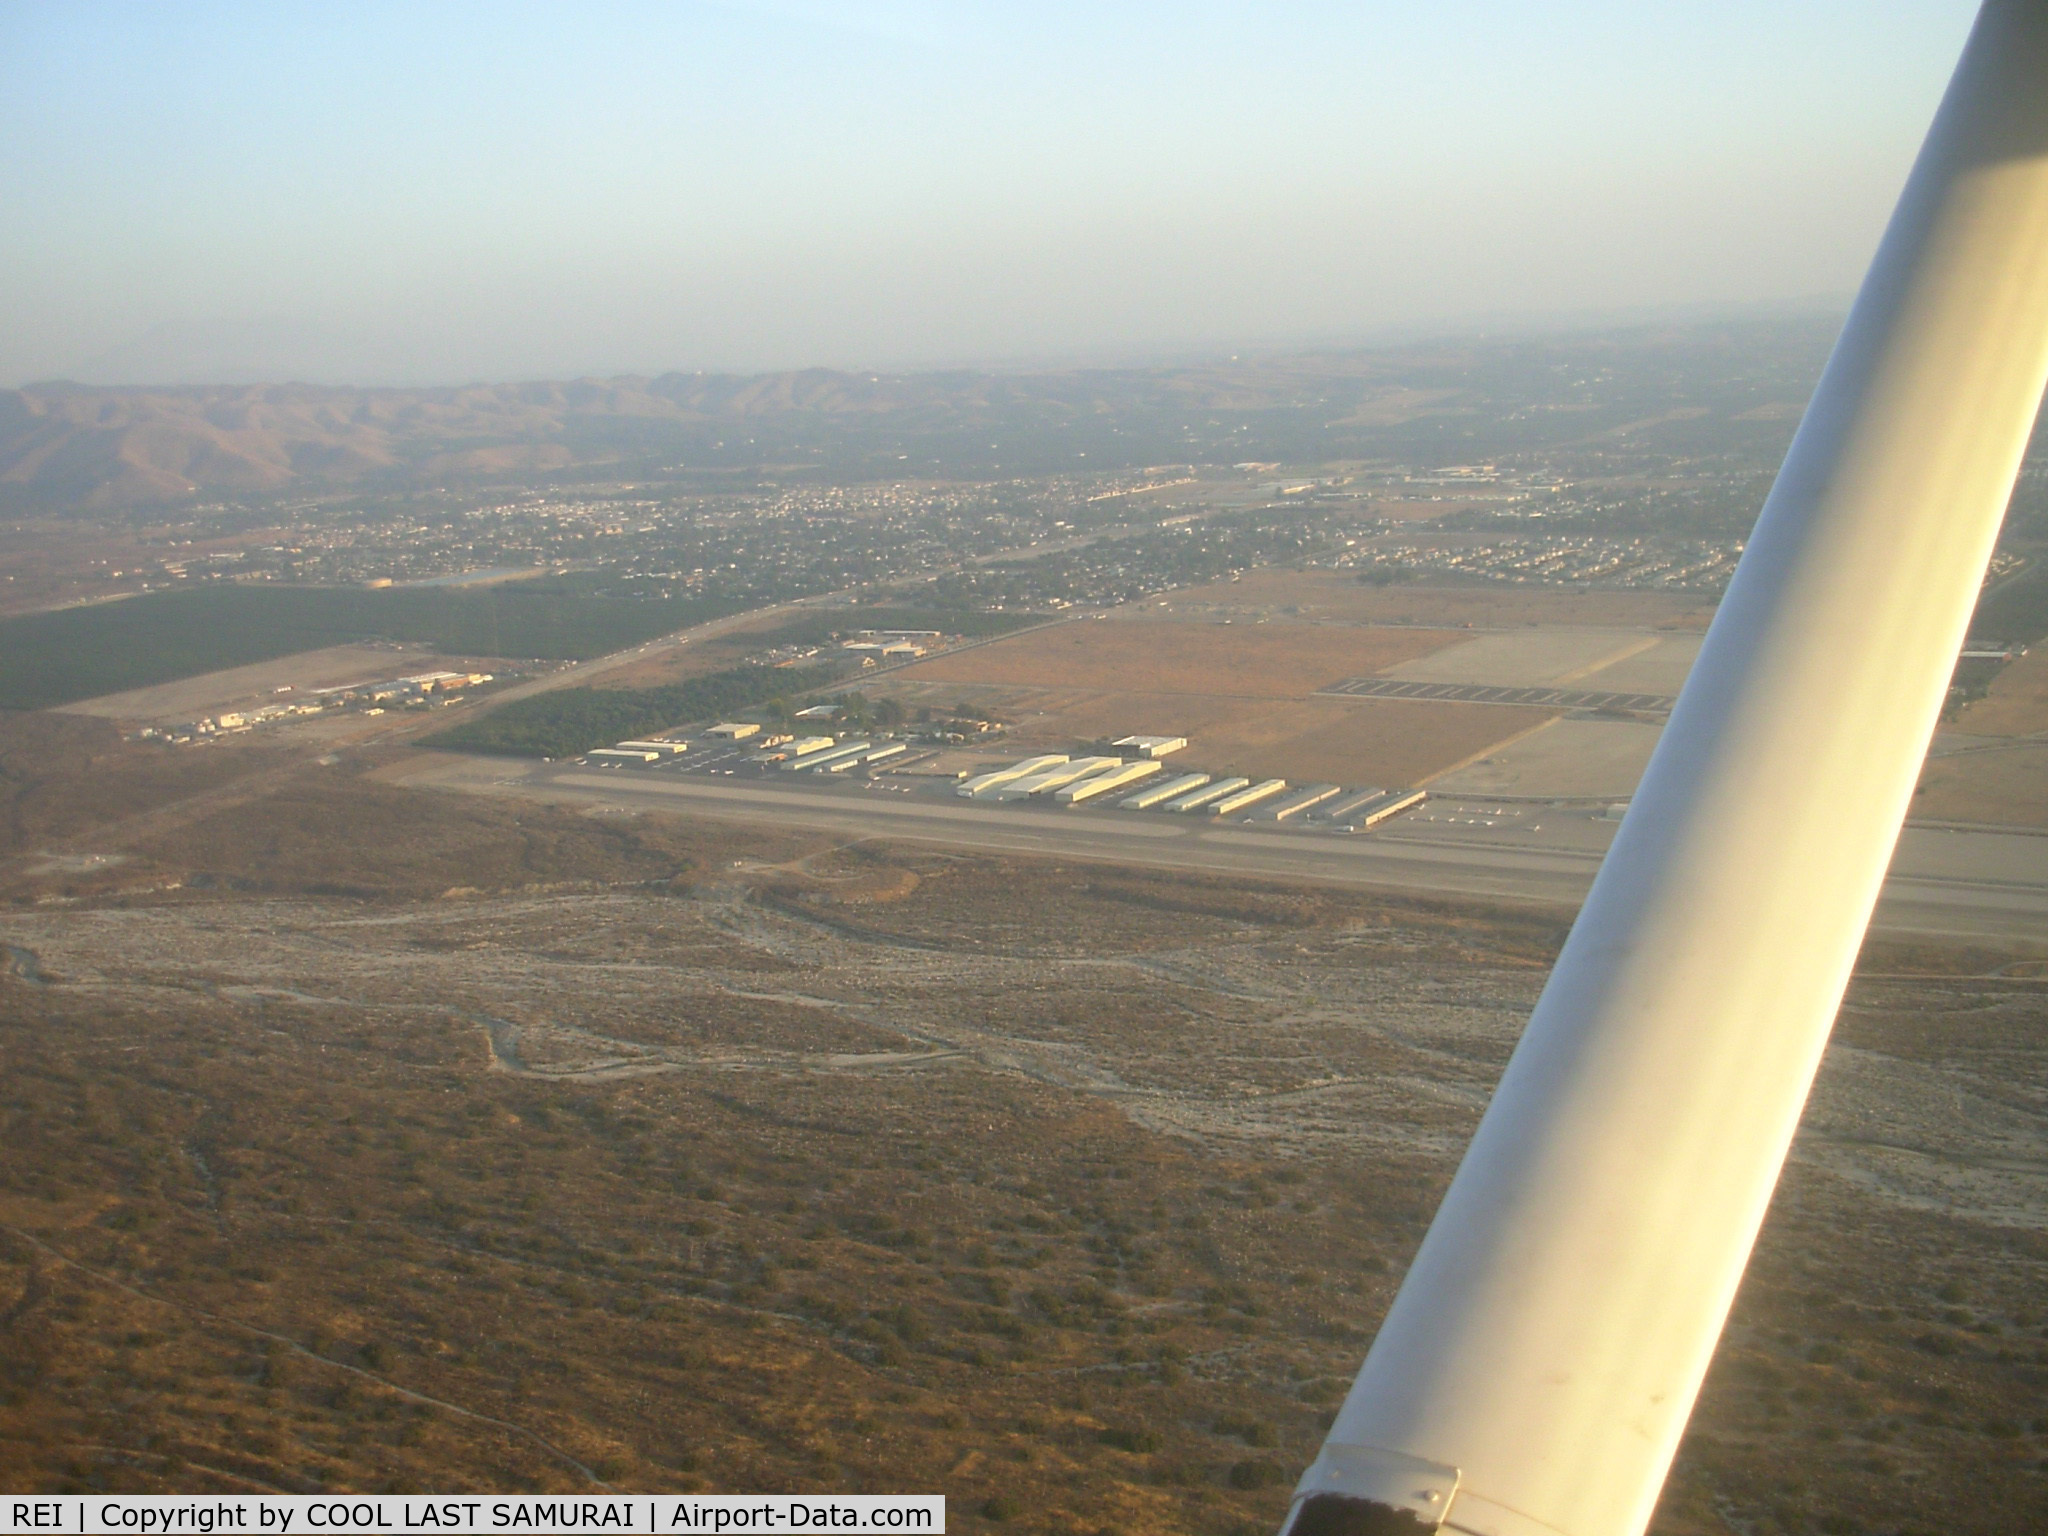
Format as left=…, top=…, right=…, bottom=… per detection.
left=1283, top=5, right=2048, bottom=1534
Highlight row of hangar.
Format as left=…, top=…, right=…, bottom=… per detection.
left=584, top=730, right=907, bottom=775
left=955, top=751, right=1426, bottom=829
left=577, top=724, right=1426, bottom=831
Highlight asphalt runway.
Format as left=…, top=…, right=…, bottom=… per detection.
left=402, top=756, right=2048, bottom=945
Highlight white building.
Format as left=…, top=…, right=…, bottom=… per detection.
left=958, top=755, right=1069, bottom=798
left=1120, top=772, right=1210, bottom=810
left=1111, top=735, right=1188, bottom=758
left=1055, top=760, right=1163, bottom=804
left=1251, top=783, right=1341, bottom=821
left=987, top=756, right=1121, bottom=801
left=1166, top=777, right=1249, bottom=813
left=1208, top=779, right=1289, bottom=816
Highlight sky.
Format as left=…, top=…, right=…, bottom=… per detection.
left=0, top=0, right=1985, bottom=388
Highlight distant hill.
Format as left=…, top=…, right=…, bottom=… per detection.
left=0, top=321, right=1842, bottom=511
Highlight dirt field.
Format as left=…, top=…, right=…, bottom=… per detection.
left=1580, top=634, right=1704, bottom=693
left=1146, top=570, right=1720, bottom=631
left=1367, top=497, right=1500, bottom=520
left=1909, top=649, right=2048, bottom=824
left=1011, top=693, right=1560, bottom=789
left=895, top=619, right=1462, bottom=698
left=52, top=643, right=477, bottom=724
left=1916, top=741, right=2048, bottom=826
left=1386, top=630, right=1702, bottom=691
left=1180, top=697, right=1559, bottom=788
left=1430, top=718, right=1665, bottom=798
left=1953, top=646, right=2048, bottom=737
left=888, top=619, right=1556, bottom=786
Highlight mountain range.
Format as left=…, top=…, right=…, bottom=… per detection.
left=0, top=321, right=1837, bottom=512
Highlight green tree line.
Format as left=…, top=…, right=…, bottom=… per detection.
left=0, top=580, right=749, bottom=711
left=422, top=663, right=840, bottom=758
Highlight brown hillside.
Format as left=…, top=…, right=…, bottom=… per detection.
left=0, top=356, right=1459, bottom=509
left=2, top=320, right=1837, bottom=510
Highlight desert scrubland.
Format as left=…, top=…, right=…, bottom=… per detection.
left=0, top=715, right=2043, bottom=1534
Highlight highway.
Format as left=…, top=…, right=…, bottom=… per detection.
left=399, top=755, right=2048, bottom=946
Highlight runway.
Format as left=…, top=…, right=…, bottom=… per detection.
left=399, top=755, right=2048, bottom=946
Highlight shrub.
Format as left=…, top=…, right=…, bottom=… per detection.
left=1228, top=1459, right=1286, bottom=1490
left=1097, top=1427, right=1161, bottom=1454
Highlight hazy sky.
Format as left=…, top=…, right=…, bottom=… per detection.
left=0, top=0, right=1983, bottom=387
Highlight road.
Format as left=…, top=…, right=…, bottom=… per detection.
left=397, top=755, right=2048, bottom=946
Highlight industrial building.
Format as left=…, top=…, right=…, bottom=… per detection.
left=808, top=741, right=907, bottom=773
left=1350, top=789, right=1429, bottom=828
left=1251, top=783, right=1342, bottom=821
left=1111, top=735, right=1188, bottom=758
left=758, top=735, right=835, bottom=761
left=587, top=747, right=662, bottom=767
left=1120, top=772, right=1210, bottom=810
left=957, top=755, right=1069, bottom=798
left=1317, top=786, right=1388, bottom=823
left=677, top=711, right=1430, bottom=834
left=791, top=740, right=872, bottom=771
left=1166, top=776, right=1250, bottom=813
left=839, top=639, right=927, bottom=658
left=1209, top=778, right=1290, bottom=816
left=987, top=756, right=1122, bottom=801
left=1054, top=759, right=1162, bottom=805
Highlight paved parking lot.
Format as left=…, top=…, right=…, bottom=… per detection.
left=1319, top=676, right=1676, bottom=713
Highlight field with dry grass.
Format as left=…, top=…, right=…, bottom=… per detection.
left=999, top=693, right=1554, bottom=789
left=894, top=621, right=1459, bottom=701
left=1915, top=745, right=2048, bottom=827
left=884, top=619, right=1554, bottom=787
left=1150, top=571, right=1720, bottom=631
left=1359, top=497, right=1499, bottom=521
left=1912, top=650, right=2048, bottom=825
left=1954, top=648, right=2048, bottom=738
